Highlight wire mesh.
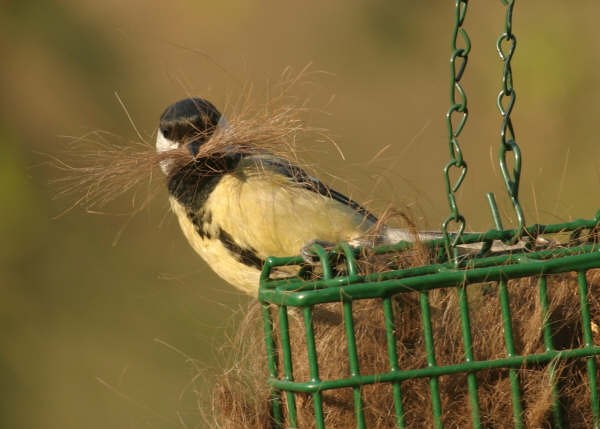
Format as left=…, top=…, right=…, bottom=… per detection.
left=259, top=217, right=600, bottom=428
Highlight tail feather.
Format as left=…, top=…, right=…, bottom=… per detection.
left=381, top=227, right=443, bottom=245
left=380, top=226, right=550, bottom=253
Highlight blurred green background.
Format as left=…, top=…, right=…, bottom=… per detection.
left=2, top=1, right=600, bottom=428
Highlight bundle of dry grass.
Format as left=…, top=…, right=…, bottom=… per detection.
left=207, top=263, right=600, bottom=428
left=50, top=68, right=332, bottom=216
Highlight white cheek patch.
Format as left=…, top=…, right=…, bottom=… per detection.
left=156, top=130, right=179, bottom=175
left=156, top=129, right=178, bottom=153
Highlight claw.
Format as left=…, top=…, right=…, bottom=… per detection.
left=300, top=239, right=336, bottom=265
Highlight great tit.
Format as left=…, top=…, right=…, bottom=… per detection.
left=156, top=98, right=442, bottom=295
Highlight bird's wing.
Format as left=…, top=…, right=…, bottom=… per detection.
left=204, top=154, right=378, bottom=259
left=246, top=154, right=379, bottom=224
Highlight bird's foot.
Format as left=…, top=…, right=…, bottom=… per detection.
left=300, top=239, right=336, bottom=265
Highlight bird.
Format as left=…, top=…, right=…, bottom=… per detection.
left=155, top=98, right=526, bottom=295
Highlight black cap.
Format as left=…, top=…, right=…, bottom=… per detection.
left=159, top=98, right=221, bottom=144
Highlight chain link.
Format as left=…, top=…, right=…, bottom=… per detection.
left=497, top=0, right=525, bottom=241
left=443, top=0, right=471, bottom=261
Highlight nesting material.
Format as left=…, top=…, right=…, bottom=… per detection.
left=208, top=264, right=600, bottom=428
left=50, top=70, right=328, bottom=215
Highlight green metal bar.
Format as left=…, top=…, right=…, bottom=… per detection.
left=486, top=192, right=504, bottom=231
left=342, top=300, right=366, bottom=428
left=538, top=276, right=563, bottom=428
left=268, top=345, right=600, bottom=392
left=538, top=277, right=553, bottom=350
left=338, top=242, right=359, bottom=277
left=480, top=193, right=500, bottom=258
left=260, top=249, right=600, bottom=307
left=420, top=291, right=443, bottom=429
left=303, top=306, right=325, bottom=429
left=457, top=285, right=482, bottom=428
left=382, top=297, right=406, bottom=428
left=353, top=244, right=589, bottom=280
left=263, top=241, right=600, bottom=293
left=263, top=244, right=600, bottom=293
left=498, top=280, right=524, bottom=428
left=259, top=215, right=600, bottom=284
left=278, top=306, right=298, bottom=427
left=311, top=244, right=333, bottom=280
left=577, top=271, right=600, bottom=428
left=261, top=304, right=283, bottom=428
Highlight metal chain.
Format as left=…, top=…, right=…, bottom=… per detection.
left=442, top=0, right=471, bottom=261
left=497, top=0, right=525, bottom=241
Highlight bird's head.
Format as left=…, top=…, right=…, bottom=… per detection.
left=156, top=97, right=227, bottom=175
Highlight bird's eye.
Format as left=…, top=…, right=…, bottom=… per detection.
left=160, top=125, right=172, bottom=138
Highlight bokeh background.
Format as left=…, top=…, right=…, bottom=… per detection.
left=2, top=1, right=600, bottom=428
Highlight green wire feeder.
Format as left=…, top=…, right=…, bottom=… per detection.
left=258, top=1, right=600, bottom=428
left=260, top=220, right=600, bottom=429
